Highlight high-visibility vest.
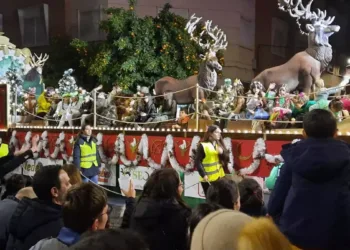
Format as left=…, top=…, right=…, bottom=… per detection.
left=80, top=141, right=98, bottom=169
left=200, top=142, right=225, bottom=182
left=0, top=143, right=9, bottom=158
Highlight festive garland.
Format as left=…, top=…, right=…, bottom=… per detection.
left=264, top=138, right=300, bottom=164
left=9, top=130, right=267, bottom=175
left=36, top=131, right=50, bottom=158
left=116, top=133, right=238, bottom=174
left=9, top=131, right=20, bottom=153
left=238, top=138, right=266, bottom=175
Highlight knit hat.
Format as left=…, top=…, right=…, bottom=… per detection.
left=191, top=209, right=252, bottom=250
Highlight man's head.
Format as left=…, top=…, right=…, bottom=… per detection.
left=32, top=165, right=71, bottom=205
left=63, top=183, right=108, bottom=234
left=303, top=109, right=337, bottom=139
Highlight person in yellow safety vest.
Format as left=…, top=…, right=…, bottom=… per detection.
left=195, top=125, right=229, bottom=195
left=0, top=137, right=9, bottom=158
left=73, top=124, right=101, bottom=184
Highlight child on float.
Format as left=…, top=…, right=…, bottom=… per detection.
left=54, top=93, right=72, bottom=127
left=328, top=98, right=344, bottom=121
left=269, top=84, right=292, bottom=129
left=246, top=81, right=268, bottom=120
left=290, top=92, right=315, bottom=127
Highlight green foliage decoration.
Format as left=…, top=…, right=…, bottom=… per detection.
left=70, top=0, right=225, bottom=91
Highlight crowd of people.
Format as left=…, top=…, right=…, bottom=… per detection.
left=0, top=108, right=349, bottom=250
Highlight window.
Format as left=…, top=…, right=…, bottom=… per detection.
left=0, top=14, right=3, bottom=32
left=271, top=18, right=289, bottom=58
left=18, top=4, right=49, bottom=47
left=240, top=16, right=255, bottom=50
left=78, top=6, right=104, bottom=41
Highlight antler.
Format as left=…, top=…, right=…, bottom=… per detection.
left=185, top=14, right=228, bottom=57
left=278, top=0, right=335, bottom=33
left=185, top=14, right=210, bottom=50
left=204, top=20, right=228, bottom=54
left=30, top=53, right=49, bottom=68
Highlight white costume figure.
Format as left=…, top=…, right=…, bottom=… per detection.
left=55, top=68, right=80, bottom=127
left=54, top=95, right=72, bottom=127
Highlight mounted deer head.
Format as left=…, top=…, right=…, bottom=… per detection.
left=185, top=14, right=228, bottom=60
left=278, top=0, right=340, bottom=47
left=30, top=53, right=49, bottom=74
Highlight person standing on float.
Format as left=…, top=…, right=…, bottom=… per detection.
left=0, top=137, right=9, bottom=158
left=73, top=124, right=101, bottom=183
left=195, top=125, right=229, bottom=195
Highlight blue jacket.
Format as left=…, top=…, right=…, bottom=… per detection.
left=268, top=138, right=350, bottom=250
left=73, top=134, right=101, bottom=178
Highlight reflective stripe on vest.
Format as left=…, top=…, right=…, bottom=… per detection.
left=200, top=142, right=225, bottom=182
left=80, top=141, right=98, bottom=169
left=0, top=143, right=9, bottom=158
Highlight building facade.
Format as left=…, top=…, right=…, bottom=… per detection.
left=1, top=0, right=256, bottom=82
left=0, top=0, right=68, bottom=49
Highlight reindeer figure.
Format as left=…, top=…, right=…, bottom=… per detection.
left=23, top=53, right=49, bottom=96
left=154, top=14, right=228, bottom=104
left=253, top=0, right=340, bottom=95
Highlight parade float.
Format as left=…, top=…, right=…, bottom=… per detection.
left=0, top=0, right=349, bottom=206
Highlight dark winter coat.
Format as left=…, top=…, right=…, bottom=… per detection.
left=0, top=196, right=20, bottom=249
left=128, top=197, right=191, bottom=250
left=268, top=138, right=350, bottom=250
left=6, top=197, right=63, bottom=250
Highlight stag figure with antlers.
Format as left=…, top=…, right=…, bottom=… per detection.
left=253, top=0, right=340, bottom=95
left=154, top=14, right=228, bottom=104
left=23, top=53, right=49, bottom=96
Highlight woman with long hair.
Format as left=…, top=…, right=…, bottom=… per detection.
left=62, top=163, right=83, bottom=186
left=128, top=168, right=191, bottom=250
left=195, top=125, right=229, bottom=195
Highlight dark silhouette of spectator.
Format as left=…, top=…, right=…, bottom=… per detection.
left=1, top=174, right=28, bottom=200
left=6, top=165, right=71, bottom=250
left=0, top=187, right=36, bottom=250
left=268, top=109, right=350, bottom=250
left=68, top=229, right=148, bottom=250
left=30, top=183, right=108, bottom=249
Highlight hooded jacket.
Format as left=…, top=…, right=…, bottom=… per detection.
left=6, top=197, right=63, bottom=250
left=268, top=138, right=350, bottom=250
left=129, top=197, right=191, bottom=250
